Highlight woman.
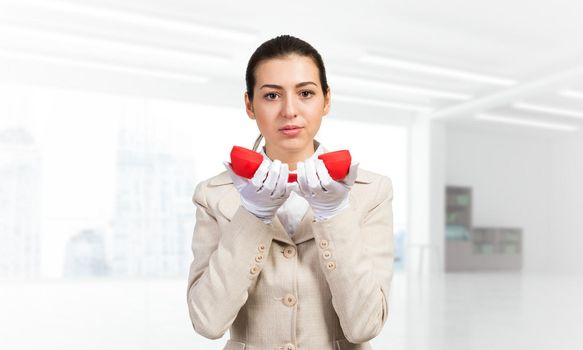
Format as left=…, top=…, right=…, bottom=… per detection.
left=186, top=34, right=394, bottom=350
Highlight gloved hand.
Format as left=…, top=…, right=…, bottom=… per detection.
left=296, top=157, right=360, bottom=221
left=223, top=158, right=298, bottom=223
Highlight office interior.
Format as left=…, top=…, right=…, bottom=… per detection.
left=1, top=0, right=582, bottom=349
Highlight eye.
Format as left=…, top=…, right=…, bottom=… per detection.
left=264, top=92, right=278, bottom=100
left=300, top=90, right=315, bottom=97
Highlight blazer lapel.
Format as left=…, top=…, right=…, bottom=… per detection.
left=216, top=184, right=294, bottom=245
left=289, top=191, right=358, bottom=245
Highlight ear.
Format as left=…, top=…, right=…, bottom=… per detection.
left=322, top=87, right=331, bottom=116
left=244, top=91, right=256, bottom=120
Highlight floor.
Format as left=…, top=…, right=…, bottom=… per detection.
left=373, top=271, right=583, bottom=349
left=0, top=271, right=581, bottom=349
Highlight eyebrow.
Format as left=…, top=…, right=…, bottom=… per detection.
left=260, top=81, right=318, bottom=89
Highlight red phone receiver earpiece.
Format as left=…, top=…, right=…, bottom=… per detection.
left=230, top=146, right=351, bottom=182
left=317, top=150, right=351, bottom=181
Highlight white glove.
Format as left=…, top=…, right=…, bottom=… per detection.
left=296, top=157, right=360, bottom=221
left=223, top=158, right=298, bottom=223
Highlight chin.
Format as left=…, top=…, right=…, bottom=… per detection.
left=279, top=138, right=306, bottom=147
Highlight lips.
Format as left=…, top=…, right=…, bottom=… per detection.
left=280, top=125, right=303, bottom=130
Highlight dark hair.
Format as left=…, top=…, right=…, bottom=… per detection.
left=245, top=34, right=329, bottom=102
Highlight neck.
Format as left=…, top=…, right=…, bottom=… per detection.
left=264, top=140, right=317, bottom=171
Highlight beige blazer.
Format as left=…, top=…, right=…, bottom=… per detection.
left=186, top=166, right=394, bottom=350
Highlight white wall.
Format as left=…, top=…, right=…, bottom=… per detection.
left=445, top=125, right=553, bottom=273
left=549, top=135, right=583, bottom=273
left=406, top=117, right=446, bottom=275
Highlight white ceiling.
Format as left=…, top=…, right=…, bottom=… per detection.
left=1, top=0, right=583, bottom=138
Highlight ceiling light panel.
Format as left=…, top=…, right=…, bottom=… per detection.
left=360, top=52, right=517, bottom=86
left=512, top=101, right=583, bottom=119
left=475, top=113, right=579, bottom=132
left=0, top=48, right=210, bottom=83
left=331, top=74, right=472, bottom=101
left=0, top=0, right=251, bottom=78
left=559, top=89, right=583, bottom=100
left=333, top=93, right=433, bottom=113
left=0, top=22, right=231, bottom=63
left=5, top=0, right=259, bottom=41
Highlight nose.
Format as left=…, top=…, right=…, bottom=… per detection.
left=281, top=93, right=298, bottom=118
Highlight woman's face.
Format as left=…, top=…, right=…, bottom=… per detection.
left=244, top=54, right=330, bottom=159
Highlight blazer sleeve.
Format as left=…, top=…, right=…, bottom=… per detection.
left=186, top=180, right=278, bottom=339
left=311, top=175, right=394, bottom=344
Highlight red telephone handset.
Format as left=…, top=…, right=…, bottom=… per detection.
left=229, top=145, right=351, bottom=182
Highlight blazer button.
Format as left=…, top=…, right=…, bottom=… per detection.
left=258, top=243, right=266, bottom=252
left=250, top=265, right=261, bottom=275
left=282, top=293, right=297, bottom=307
left=283, top=343, right=296, bottom=350
left=255, top=254, right=264, bottom=263
left=326, top=261, right=336, bottom=271
left=283, top=246, right=296, bottom=258
left=322, top=250, right=332, bottom=260
left=319, top=239, right=329, bottom=249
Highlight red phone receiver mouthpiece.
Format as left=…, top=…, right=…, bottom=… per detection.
left=230, top=146, right=263, bottom=179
